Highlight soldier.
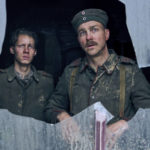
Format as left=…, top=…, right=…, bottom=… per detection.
left=45, top=9, right=150, bottom=131
left=0, top=28, right=54, bottom=121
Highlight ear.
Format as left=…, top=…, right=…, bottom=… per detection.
left=105, top=29, right=110, bottom=41
left=10, top=47, right=15, bottom=54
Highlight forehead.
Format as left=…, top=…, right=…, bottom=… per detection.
left=17, top=34, right=35, bottom=43
left=77, top=21, right=104, bottom=31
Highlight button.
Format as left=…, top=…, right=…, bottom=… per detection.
left=91, top=95, right=95, bottom=99
left=18, top=100, right=23, bottom=108
left=83, top=17, right=86, bottom=20
left=81, top=11, right=85, bottom=15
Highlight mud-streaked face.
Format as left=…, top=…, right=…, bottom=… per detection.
left=10, top=34, right=37, bottom=66
left=77, top=21, right=109, bottom=57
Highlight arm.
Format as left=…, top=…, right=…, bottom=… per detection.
left=106, top=120, right=128, bottom=150
left=44, top=66, right=72, bottom=123
left=108, top=66, right=150, bottom=126
left=57, top=111, right=71, bottom=121
left=131, top=66, right=150, bottom=109
left=107, top=120, right=128, bottom=133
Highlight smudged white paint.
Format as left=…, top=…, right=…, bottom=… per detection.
left=0, top=103, right=150, bottom=149
left=120, top=0, right=150, bottom=68
left=0, top=0, right=6, bottom=54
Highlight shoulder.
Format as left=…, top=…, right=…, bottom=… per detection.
left=57, top=58, right=82, bottom=83
left=65, top=58, right=82, bottom=72
left=119, top=56, right=136, bottom=65
left=0, top=69, right=6, bottom=73
left=37, top=71, right=54, bottom=86
left=63, top=58, right=81, bottom=76
left=0, top=68, right=8, bottom=81
left=37, top=70, right=53, bottom=79
left=118, top=56, right=141, bottom=74
left=0, top=68, right=7, bottom=75
left=69, top=58, right=82, bottom=67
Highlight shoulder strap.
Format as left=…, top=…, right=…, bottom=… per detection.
left=69, top=65, right=126, bottom=117
left=69, top=67, right=78, bottom=111
left=119, top=64, right=126, bottom=118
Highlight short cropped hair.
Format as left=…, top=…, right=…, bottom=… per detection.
left=10, top=28, right=38, bottom=49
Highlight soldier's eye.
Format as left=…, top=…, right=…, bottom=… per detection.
left=16, top=44, right=35, bottom=50
left=79, top=30, right=86, bottom=37
left=28, top=45, right=35, bottom=50
left=16, top=44, right=25, bottom=49
left=91, top=27, right=99, bottom=33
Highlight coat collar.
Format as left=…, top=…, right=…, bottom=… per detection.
left=79, top=49, right=119, bottom=74
left=7, top=65, right=39, bottom=82
left=103, top=49, right=119, bottom=74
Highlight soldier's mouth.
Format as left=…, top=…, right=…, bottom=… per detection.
left=23, top=56, right=30, bottom=60
left=87, top=44, right=96, bottom=47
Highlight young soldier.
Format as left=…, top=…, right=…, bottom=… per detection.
left=0, top=28, right=54, bottom=121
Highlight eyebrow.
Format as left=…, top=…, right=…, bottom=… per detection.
left=90, top=25, right=102, bottom=29
left=78, top=25, right=99, bottom=32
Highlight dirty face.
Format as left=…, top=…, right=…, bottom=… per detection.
left=10, top=34, right=37, bottom=66
left=77, top=21, right=109, bottom=58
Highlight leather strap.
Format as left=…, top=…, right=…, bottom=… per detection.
left=69, top=65, right=126, bottom=118
left=119, top=64, right=126, bottom=118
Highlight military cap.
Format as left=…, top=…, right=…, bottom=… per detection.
left=71, top=8, right=108, bottom=31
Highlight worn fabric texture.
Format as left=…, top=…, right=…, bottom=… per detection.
left=45, top=49, right=150, bottom=124
left=0, top=65, right=54, bottom=121
left=71, top=8, right=108, bottom=31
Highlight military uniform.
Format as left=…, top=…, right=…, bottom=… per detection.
left=45, top=49, right=150, bottom=124
left=0, top=65, right=54, bottom=121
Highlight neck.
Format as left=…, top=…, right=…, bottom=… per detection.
left=87, top=48, right=109, bottom=72
left=14, top=62, right=31, bottom=79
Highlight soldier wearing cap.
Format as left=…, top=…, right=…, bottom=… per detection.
left=45, top=9, right=150, bottom=130
left=0, top=28, right=54, bottom=121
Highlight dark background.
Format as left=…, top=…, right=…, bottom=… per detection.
left=1, top=0, right=149, bottom=83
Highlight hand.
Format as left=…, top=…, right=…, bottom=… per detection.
left=106, top=120, right=128, bottom=150
left=57, top=111, right=71, bottom=121
left=57, top=112, right=81, bottom=144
